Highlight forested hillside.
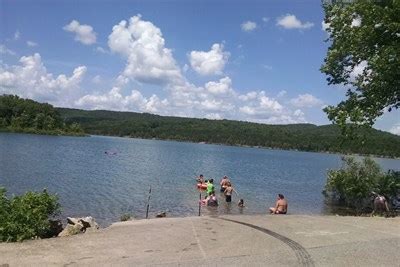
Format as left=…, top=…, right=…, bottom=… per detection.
left=0, top=95, right=84, bottom=135
left=57, top=108, right=400, bottom=158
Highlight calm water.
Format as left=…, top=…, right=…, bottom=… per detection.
left=1, top=132, right=399, bottom=226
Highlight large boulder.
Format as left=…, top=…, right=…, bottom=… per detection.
left=79, top=216, right=99, bottom=233
left=67, top=217, right=80, bottom=225
left=58, top=216, right=99, bottom=237
left=58, top=223, right=83, bottom=237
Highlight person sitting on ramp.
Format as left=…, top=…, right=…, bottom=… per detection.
left=269, top=194, right=288, bottom=214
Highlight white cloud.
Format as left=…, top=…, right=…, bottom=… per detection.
left=351, top=16, right=361, bottom=27
left=0, top=44, right=16, bottom=56
left=204, top=76, right=234, bottom=95
left=259, top=95, right=283, bottom=112
left=277, top=90, right=287, bottom=98
left=389, top=124, right=400, bottom=135
left=0, top=70, right=16, bottom=87
left=239, top=92, right=282, bottom=116
left=76, top=86, right=168, bottom=113
left=189, top=43, right=230, bottom=76
left=262, top=64, right=272, bottom=71
left=321, top=21, right=330, bottom=31
left=290, top=93, right=323, bottom=108
left=0, top=53, right=86, bottom=105
left=108, top=14, right=183, bottom=85
left=27, top=41, right=38, bottom=47
left=205, top=113, right=223, bottom=120
left=237, top=91, right=307, bottom=124
left=63, top=20, right=97, bottom=45
left=95, top=46, right=109, bottom=54
left=168, top=78, right=235, bottom=115
left=262, top=17, right=270, bottom=23
left=200, top=99, right=231, bottom=112
left=262, top=113, right=306, bottom=124
left=91, top=75, right=102, bottom=84
left=238, top=91, right=258, bottom=101
left=349, top=60, right=369, bottom=83
left=1, top=15, right=317, bottom=126
left=241, top=21, right=257, bottom=32
left=293, top=109, right=304, bottom=117
left=14, top=30, right=20, bottom=41
left=276, top=14, right=314, bottom=30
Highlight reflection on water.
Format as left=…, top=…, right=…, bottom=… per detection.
left=1, top=132, right=399, bottom=226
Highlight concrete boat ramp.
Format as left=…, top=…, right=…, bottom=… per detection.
left=1, top=215, right=399, bottom=266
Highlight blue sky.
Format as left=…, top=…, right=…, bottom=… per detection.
left=1, top=0, right=399, bottom=134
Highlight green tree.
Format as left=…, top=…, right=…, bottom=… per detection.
left=0, top=117, right=7, bottom=128
left=0, top=94, right=84, bottom=135
left=33, top=113, right=46, bottom=130
left=324, top=157, right=400, bottom=210
left=321, top=0, right=400, bottom=128
left=0, top=188, right=61, bottom=242
left=67, top=122, right=83, bottom=133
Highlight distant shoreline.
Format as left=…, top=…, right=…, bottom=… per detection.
left=92, top=133, right=400, bottom=161
left=0, top=128, right=87, bottom=137
left=1, top=130, right=399, bottom=160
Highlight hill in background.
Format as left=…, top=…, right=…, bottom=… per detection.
left=0, top=95, right=83, bottom=136
left=57, top=107, right=400, bottom=158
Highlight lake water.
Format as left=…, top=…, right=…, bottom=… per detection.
left=1, top=132, right=399, bottom=226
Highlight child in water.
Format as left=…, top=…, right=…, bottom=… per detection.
left=207, top=192, right=218, bottom=206
left=238, top=199, right=245, bottom=207
left=200, top=192, right=218, bottom=207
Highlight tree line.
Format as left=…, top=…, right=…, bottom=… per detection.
left=57, top=107, right=400, bottom=158
left=0, top=95, right=84, bottom=136
left=1, top=94, right=399, bottom=157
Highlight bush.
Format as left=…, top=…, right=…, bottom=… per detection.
left=376, top=170, right=400, bottom=199
left=0, top=188, right=61, bottom=242
left=120, top=214, right=131, bottom=222
left=323, top=157, right=400, bottom=211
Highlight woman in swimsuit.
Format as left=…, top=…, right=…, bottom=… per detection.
left=269, top=194, right=288, bottom=214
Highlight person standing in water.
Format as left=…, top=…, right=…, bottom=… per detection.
left=269, top=194, right=288, bottom=214
left=196, top=174, right=204, bottom=183
left=207, top=179, right=215, bottom=196
left=220, top=175, right=230, bottom=193
left=223, top=182, right=237, bottom=203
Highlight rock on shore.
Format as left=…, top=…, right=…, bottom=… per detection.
left=58, top=216, right=99, bottom=237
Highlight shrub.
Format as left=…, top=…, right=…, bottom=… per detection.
left=376, top=170, right=400, bottom=199
left=120, top=214, right=131, bottom=222
left=324, top=157, right=400, bottom=211
left=0, top=188, right=60, bottom=242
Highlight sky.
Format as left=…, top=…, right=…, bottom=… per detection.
left=1, top=0, right=399, bottom=134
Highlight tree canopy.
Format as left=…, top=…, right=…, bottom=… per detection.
left=0, top=94, right=84, bottom=135
left=321, top=0, right=400, bottom=128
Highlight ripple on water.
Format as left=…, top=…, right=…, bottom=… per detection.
left=1, top=133, right=399, bottom=226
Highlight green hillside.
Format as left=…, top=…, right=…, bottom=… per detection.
left=0, top=95, right=84, bottom=136
left=57, top=107, right=400, bottom=158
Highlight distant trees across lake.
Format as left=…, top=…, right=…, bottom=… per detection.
left=1, top=94, right=399, bottom=157
left=0, top=95, right=84, bottom=136
left=57, top=107, right=400, bottom=158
